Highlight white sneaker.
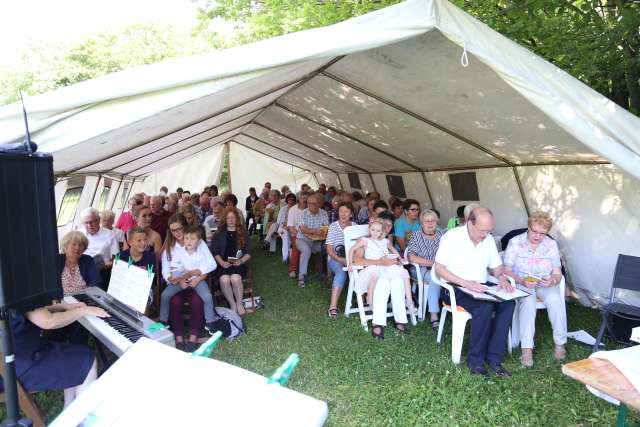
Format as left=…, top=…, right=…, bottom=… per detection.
left=289, top=271, right=296, bottom=279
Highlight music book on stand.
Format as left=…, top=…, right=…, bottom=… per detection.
left=108, top=259, right=154, bottom=313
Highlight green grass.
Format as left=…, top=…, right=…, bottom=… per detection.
left=6, top=239, right=639, bottom=425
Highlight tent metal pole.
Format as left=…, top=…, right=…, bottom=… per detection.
left=238, top=133, right=342, bottom=175
left=312, top=173, right=320, bottom=188
left=89, top=174, right=102, bottom=207
left=321, top=71, right=513, bottom=167
left=126, top=137, right=233, bottom=176
left=368, top=173, right=378, bottom=193
left=225, top=142, right=232, bottom=193
left=420, top=171, right=436, bottom=209
left=62, top=69, right=338, bottom=175
left=512, top=167, right=531, bottom=217
left=336, top=173, right=345, bottom=189
left=232, top=141, right=314, bottom=176
left=109, top=178, right=124, bottom=210
left=251, top=123, right=369, bottom=173
left=102, top=112, right=259, bottom=173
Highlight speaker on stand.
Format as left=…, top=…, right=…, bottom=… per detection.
left=0, top=134, right=62, bottom=426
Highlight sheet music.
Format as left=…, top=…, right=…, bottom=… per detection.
left=485, top=285, right=531, bottom=301
left=108, top=259, right=153, bottom=313
left=456, top=287, right=498, bottom=301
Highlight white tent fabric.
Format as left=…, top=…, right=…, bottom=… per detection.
left=229, top=143, right=315, bottom=196
left=1, top=0, right=639, bottom=305
left=138, top=143, right=225, bottom=195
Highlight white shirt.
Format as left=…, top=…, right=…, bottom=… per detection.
left=111, top=227, right=125, bottom=245
left=83, top=227, right=119, bottom=264
left=287, top=205, right=304, bottom=228
left=161, top=241, right=216, bottom=281
left=434, top=224, right=501, bottom=283
left=203, top=214, right=222, bottom=244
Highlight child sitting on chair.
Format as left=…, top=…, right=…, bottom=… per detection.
left=159, top=226, right=217, bottom=341
left=349, top=220, right=416, bottom=338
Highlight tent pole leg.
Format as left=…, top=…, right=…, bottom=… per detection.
left=421, top=171, right=435, bottom=209
left=312, top=173, right=320, bottom=188
left=368, top=173, right=378, bottom=193
left=512, top=167, right=530, bottom=216
left=109, top=178, right=124, bottom=210
left=336, top=173, right=345, bottom=190
left=89, top=174, right=102, bottom=208
left=225, top=142, right=232, bottom=193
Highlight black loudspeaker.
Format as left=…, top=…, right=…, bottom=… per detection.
left=0, top=145, right=62, bottom=313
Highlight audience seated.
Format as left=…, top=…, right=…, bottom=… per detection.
left=274, top=193, right=296, bottom=258
left=406, top=210, right=444, bottom=329
left=503, top=212, right=566, bottom=367
left=263, top=190, right=282, bottom=252
left=195, top=193, right=212, bottom=225
left=350, top=220, right=414, bottom=339
left=326, top=202, right=354, bottom=319
left=100, top=210, right=126, bottom=250
left=150, top=195, right=171, bottom=241
left=224, top=193, right=245, bottom=225
left=204, top=200, right=225, bottom=244
left=434, top=207, right=515, bottom=377
left=115, top=197, right=140, bottom=233
left=132, top=205, right=163, bottom=258
left=79, top=208, right=119, bottom=271
left=287, top=192, right=308, bottom=279
left=295, top=194, right=329, bottom=288
left=211, top=207, right=252, bottom=315
left=160, top=215, right=217, bottom=351
left=394, top=199, right=421, bottom=253
left=447, top=205, right=466, bottom=230
left=390, top=199, right=404, bottom=219
left=356, top=192, right=380, bottom=224
left=245, top=187, right=258, bottom=232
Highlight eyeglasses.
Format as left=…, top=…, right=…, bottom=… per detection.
left=407, top=208, right=419, bottom=212
left=528, top=227, right=547, bottom=237
left=170, top=226, right=184, bottom=233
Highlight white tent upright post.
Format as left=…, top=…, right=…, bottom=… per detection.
left=312, top=173, right=320, bottom=188
left=336, top=173, right=345, bottom=190
left=225, top=141, right=232, bottom=193
left=421, top=171, right=435, bottom=209
left=368, top=173, right=378, bottom=193
left=89, top=174, right=103, bottom=207
left=109, top=178, right=123, bottom=210
left=511, top=167, right=531, bottom=217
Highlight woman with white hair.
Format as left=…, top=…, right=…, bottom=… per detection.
left=503, top=211, right=566, bottom=367
left=101, top=210, right=126, bottom=250
left=406, top=210, right=444, bottom=329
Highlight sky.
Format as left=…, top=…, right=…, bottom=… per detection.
left=0, top=0, right=199, bottom=68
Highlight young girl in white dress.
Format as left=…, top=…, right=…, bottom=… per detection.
left=349, top=220, right=416, bottom=337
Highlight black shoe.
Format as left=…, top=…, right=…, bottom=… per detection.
left=468, top=365, right=489, bottom=377
left=184, top=341, right=197, bottom=353
left=204, top=322, right=217, bottom=335
left=372, top=325, right=384, bottom=340
left=488, top=363, right=511, bottom=377
left=175, top=341, right=185, bottom=351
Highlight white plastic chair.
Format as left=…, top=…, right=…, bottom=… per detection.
left=432, top=268, right=512, bottom=365
left=343, top=225, right=416, bottom=330
left=405, top=247, right=428, bottom=321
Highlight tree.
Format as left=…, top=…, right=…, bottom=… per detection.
left=0, top=22, right=224, bottom=105
left=196, top=0, right=639, bottom=115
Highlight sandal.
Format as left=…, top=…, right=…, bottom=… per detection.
left=394, top=322, right=406, bottom=333
left=429, top=319, right=440, bottom=330
left=327, top=308, right=338, bottom=319
left=372, top=325, right=384, bottom=340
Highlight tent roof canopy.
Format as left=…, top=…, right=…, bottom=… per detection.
left=1, top=0, right=638, bottom=179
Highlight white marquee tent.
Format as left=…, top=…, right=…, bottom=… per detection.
left=1, top=0, right=639, bottom=306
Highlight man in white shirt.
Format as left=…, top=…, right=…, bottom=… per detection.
left=434, top=207, right=515, bottom=377
left=80, top=208, right=119, bottom=269
left=286, top=192, right=308, bottom=278
left=203, top=200, right=225, bottom=245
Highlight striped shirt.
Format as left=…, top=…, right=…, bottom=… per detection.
left=326, top=220, right=350, bottom=249
left=296, top=209, right=329, bottom=240
left=406, top=229, right=444, bottom=276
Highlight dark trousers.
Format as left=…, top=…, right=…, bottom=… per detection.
left=446, top=287, right=515, bottom=367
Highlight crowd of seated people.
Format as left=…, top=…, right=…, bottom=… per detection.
left=244, top=182, right=568, bottom=375
left=35, top=176, right=568, bottom=414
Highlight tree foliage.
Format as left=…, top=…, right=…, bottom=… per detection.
left=196, top=0, right=639, bottom=115
left=0, top=23, right=223, bottom=105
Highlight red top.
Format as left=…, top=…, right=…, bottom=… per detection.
left=115, top=211, right=136, bottom=233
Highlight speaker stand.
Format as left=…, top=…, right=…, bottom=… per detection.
left=0, top=311, right=32, bottom=426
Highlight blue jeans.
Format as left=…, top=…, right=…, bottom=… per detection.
left=410, top=268, right=441, bottom=314
left=327, top=257, right=347, bottom=289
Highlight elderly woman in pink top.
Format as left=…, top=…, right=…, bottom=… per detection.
left=503, top=211, right=566, bottom=367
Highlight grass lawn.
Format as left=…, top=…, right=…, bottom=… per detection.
left=6, top=238, right=639, bottom=426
